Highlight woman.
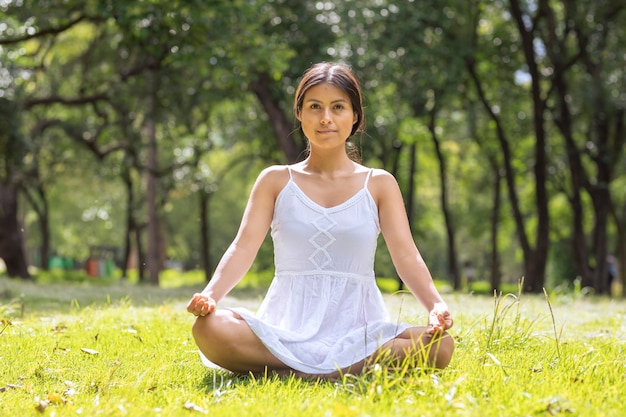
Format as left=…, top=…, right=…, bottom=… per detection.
left=187, top=62, right=454, bottom=379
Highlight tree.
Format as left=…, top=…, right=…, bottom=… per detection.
left=543, top=0, right=625, bottom=294
left=0, top=98, right=30, bottom=278
left=499, top=0, right=551, bottom=293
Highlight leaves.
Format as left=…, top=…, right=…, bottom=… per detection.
left=80, top=347, right=100, bottom=355
left=0, top=319, right=12, bottom=336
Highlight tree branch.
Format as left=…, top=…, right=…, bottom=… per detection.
left=0, top=14, right=105, bottom=46
left=24, top=94, right=109, bottom=110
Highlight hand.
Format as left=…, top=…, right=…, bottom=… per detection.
left=186, top=293, right=217, bottom=317
left=427, top=302, right=453, bottom=334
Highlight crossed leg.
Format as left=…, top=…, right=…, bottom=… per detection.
left=192, top=310, right=289, bottom=374
left=192, top=309, right=454, bottom=379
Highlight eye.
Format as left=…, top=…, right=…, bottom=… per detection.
left=310, top=103, right=321, bottom=109
left=334, top=104, right=345, bottom=110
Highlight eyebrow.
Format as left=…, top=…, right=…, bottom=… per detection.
left=305, top=98, right=349, bottom=104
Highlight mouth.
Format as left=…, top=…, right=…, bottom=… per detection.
left=317, top=130, right=336, bottom=134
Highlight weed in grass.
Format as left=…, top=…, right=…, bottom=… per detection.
left=543, top=287, right=563, bottom=359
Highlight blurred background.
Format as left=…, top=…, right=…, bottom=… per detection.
left=0, top=0, right=624, bottom=296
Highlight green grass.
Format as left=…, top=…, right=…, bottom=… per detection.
left=1, top=275, right=625, bottom=416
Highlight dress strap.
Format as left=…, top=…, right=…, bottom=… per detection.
left=286, top=165, right=293, bottom=180
left=364, top=168, right=374, bottom=189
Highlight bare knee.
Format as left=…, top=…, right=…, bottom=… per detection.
left=381, top=328, right=455, bottom=370
left=191, top=311, right=240, bottom=362
left=402, top=331, right=454, bottom=369
left=431, top=332, right=454, bottom=369
left=191, top=312, right=217, bottom=340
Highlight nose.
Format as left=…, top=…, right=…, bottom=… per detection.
left=320, top=108, right=332, bottom=125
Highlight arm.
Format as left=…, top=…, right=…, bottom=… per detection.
left=187, top=166, right=287, bottom=316
left=372, top=169, right=453, bottom=332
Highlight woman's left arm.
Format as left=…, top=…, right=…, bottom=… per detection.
left=372, top=170, right=453, bottom=332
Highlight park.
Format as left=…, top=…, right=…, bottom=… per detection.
left=1, top=1, right=625, bottom=416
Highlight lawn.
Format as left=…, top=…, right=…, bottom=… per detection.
left=1, top=275, right=624, bottom=416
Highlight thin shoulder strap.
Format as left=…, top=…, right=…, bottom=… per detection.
left=286, top=165, right=293, bottom=180
left=364, top=168, right=374, bottom=188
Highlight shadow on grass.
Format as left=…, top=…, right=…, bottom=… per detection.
left=0, top=275, right=269, bottom=316
left=196, top=367, right=340, bottom=397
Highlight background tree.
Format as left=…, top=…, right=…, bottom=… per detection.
left=0, top=98, right=30, bottom=278
left=540, top=0, right=625, bottom=294
left=1, top=0, right=624, bottom=297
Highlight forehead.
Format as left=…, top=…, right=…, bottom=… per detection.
left=304, top=83, right=350, bottom=102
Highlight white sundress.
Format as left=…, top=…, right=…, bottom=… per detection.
left=202, top=166, right=412, bottom=375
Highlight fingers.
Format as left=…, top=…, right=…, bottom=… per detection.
left=185, top=294, right=201, bottom=313
left=186, top=293, right=216, bottom=316
left=427, top=306, right=453, bottom=334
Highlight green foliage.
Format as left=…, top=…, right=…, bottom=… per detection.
left=0, top=0, right=625, bottom=292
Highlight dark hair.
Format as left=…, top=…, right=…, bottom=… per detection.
left=294, top=62, right=365, bottom=161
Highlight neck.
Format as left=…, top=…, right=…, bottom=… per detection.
left=301, top=152, right=355, bottom=175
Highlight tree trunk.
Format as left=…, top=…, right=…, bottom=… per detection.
left=250, top=72, right=303, bottom=163
left=508, top=0, right=552, bottom=293
left=489, top=171, right=501, bottom=292
left=145, top=70, right=160, bottom=285
left=35, top=185, right=50, bottom=271
left=22, top=183, right=51, bottom=271
left=619, top=239, right=626, bottom=298
left=37, top=199, right=50, bottom=271
left=584, top=82, right=615, bottom=295
left=390, top=140, right=402, bottom=178
left=135, top=224, right=146, bottom=282
left=199, top=191, right=212, bottom=282
left=617, top=223, right=626, bottom=298
left=552, top=77, right=593, bottom=286
left=586, top=60, right=622, bottom=295
left=589, top=187, right=611, bottom=295
left=0, top=181, right=31, bottom=279
left=121, top=166, right=134, bottom=280
left=0, top=98, right=30, bottom=279
left=427, top=110, right=460, bottom=290
left=610, top=196, right=626, bottom=297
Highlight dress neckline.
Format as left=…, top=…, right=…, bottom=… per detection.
left=288, top=180, right=368, bottom=211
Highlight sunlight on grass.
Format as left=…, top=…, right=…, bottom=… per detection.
left=1, top=276, right=625, bottom=416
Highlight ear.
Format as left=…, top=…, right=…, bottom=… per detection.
left=353, top=112, right=358, bottom=125
left=296, top=108, right=302, bottom=121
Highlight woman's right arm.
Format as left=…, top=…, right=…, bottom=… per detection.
left=186, top=166, right=287, bottom=316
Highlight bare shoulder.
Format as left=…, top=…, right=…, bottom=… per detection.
left=369, top=168, right=400, bottom=190
left=254, top=165, right=291, bottom=195
left=367, top=168, right=402, bottom=205
left=258, top=164, right=291, bottom=179
left=368, top=167, right=397, bottom=182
